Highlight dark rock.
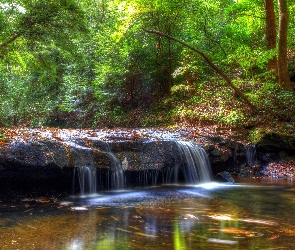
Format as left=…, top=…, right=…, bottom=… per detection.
left=256, top=132, right=295, bottom=154
left=215, top=171, right=235, bottom=183
left=256, top=132, right=295, bottom=164
left=1, top=128, right=293, bottom=195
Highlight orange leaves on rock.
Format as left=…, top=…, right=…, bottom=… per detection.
left=263, top=160, right=295, bottom=178
left=132, top=131, right=141, bottom=140
left=47, top=127, right=58, bottom=131
left=52, top=136, right=64, bottom=142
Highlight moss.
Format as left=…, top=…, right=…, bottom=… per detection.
left=248, top=128, right=266, bottom=144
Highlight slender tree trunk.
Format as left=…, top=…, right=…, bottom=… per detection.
left=167, top=26, right=173, bottom=94
left=264, top=0, right=277, bottom=77
left=277, top=0, right=291, bottom=90
left=143, top=28, right=257, bottom=112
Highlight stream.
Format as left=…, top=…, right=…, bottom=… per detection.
left=1, top=180, right=295, bottom=249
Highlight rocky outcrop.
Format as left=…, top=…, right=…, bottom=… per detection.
left=256, top=132, right=295, bottom=163
left=204, top=136, right=247, bottom=172
left=0, top=129, right=250, bottom=175
left=0, top=128, right=294, bottom=196
left=0, top=138, right=180, bottom=171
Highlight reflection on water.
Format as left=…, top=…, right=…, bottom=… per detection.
left=1, top=182, right=295, bottom=249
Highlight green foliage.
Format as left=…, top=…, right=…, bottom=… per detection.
left=248, top=128, right=265, bottom=144
left=248, top=82, right=295, bottom=121
left=0, top=0, right=294, bottom=129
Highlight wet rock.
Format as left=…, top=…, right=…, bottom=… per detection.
left=0, top=141, right=69, bottom=167
left=1, top=128, right=293, bottom=187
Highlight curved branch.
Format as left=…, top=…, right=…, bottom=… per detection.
left=143, top=28, right=257, bottom=112
left=0, top=32, right=23, bottom=49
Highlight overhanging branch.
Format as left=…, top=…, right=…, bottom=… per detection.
left=143, top=28, right=257, bottom=112
left=0, top=32, right=23, bottom=49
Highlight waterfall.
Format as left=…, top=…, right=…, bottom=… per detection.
left=246, top=145, right=257, bottom=164
left=176, top=141, right=212, bottom=184
left=74, top=140, right=211, bottom=193
left=77, top=166, right=97, bottom=195
left=108, top=151, right=125, bottom=189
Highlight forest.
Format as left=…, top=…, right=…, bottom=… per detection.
left=2, top=2, right=295, bottom=248
left=1, top=0, right=295, bottom=136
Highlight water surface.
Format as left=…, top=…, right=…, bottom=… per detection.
left=1, top=181, right=295, bottom=249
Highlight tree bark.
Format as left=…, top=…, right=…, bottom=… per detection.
left=143, top=28, right=257, bottom=112
left=277, top=0, right=291, bottom=90
left=264, top=0, right=277, bottom=77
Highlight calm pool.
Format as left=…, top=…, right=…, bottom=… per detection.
left=1, top=180, right=295, bottom=249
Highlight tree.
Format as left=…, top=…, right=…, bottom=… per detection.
left=0, top=0, right=87, bottom=53
left=264, top=0, right=277, bottom=77
left=277, top=0, right=291, bottom=90
left=0, top=0, right=88, bottom=126
left=143, top=28, right=257, bottom=112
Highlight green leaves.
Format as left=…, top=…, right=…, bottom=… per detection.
left=0, top=0, right=294, bottom=128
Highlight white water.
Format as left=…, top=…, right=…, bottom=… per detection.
left=246, top=145, right=257, bottom=164
left=76, top=143, right=125, bottom=194
left=176, top=141, right=212, bottom=183
left=77, top=166, right=97, bottom=195
left=76, top=140, right=211, bottom=194
left=108, top=151, right=125, bottom=189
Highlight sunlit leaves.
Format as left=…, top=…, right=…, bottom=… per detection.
left=0, top=0, right=294, bottom=128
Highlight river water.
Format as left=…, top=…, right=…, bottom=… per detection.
left=1, top=180, right=295, bottom=249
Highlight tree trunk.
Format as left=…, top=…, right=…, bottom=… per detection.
left=277, top=0, right=291, bottom=90
left=264, top=0, right=277, bottom=77
left=143, top=28, right=257, bottom=112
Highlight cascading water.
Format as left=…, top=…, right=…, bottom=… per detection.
left=175, top=141, right=212, bottom=184
left=77, top=166, right=97, bottom=195
left=108, top=151, right=125, bottom=189
left=74, top=139, right=211, bottom=193
left=246, top=145, right=257, bottom=164
left=75, top=142, right=125, bottom=195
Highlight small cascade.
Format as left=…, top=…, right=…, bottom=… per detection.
left=176, top=141, right=212, bottom=184
left=77, top=166, right=97, bottom=195
left=108, top=152, right=125, bottom=189
left=73, top=139, right=212, bottom=193
left=246, top=145, right=257, bottom=164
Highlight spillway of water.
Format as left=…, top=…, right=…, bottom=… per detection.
left=108, top=151, right=125, bottom=189
left=246, top=145, right=257, bottom=164
left=75, top=140, right=212, bottom=194
left=76, top=151, right=125, bottom=195
left=176, top=141, right=212, bottom=184
left=77, top=166, right=97, bottom=195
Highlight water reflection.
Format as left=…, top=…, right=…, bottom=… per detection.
left=1, top=183, right=295, bottom=249
left=67, top=238, right=84, bottom=250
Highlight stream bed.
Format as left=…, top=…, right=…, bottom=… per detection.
left=1, top=180, right=295, bottom=249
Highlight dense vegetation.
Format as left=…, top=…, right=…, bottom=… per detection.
left=1, top=0, right=295, bottom=135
